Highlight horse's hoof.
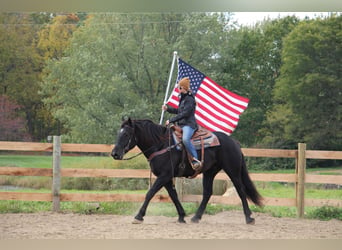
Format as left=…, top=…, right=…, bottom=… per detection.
left=246, top=218, right=255, bottom=225
left=178, top=219, right=186, bottom=224
left=132, top=218, right=143, bottom=224
left=191, top=217, right=200, bottom=223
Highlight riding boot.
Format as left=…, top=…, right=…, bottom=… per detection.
left=187, top=158, right=202, bottom=179
left=191, top=158, right=202, bottom=170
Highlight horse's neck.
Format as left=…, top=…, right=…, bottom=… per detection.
left=135, top=121, right=168, bottom=152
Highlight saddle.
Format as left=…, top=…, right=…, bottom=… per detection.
left=170, top=124, right=220, bottom=178
left=170, top=124, right=220, bottom=150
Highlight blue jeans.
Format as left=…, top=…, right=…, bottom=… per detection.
left=182, top=126, right=198, bottom=160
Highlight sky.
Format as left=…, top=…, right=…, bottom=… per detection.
left=231, top=12, right=333, bottom=26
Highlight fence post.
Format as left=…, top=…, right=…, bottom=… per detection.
left=175, top=177, right=184, bottom=202
left=52, top=136, right=61, bottom=212
left=296, top=143, right=306, bottom=218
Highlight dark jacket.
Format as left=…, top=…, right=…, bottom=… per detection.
left=167, top=92, right=198, bottom=130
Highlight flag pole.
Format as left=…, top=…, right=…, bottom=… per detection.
left=159, top=51, right=178, bottom=124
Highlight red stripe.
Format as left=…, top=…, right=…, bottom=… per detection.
left=195, top=101, right=237, bottom=128
left=203, top=77, right=249, bottom=112
left=206, top=77, right=249, bottom=105
left=168, top=86, right=239, bottom=126
left=197, top=117, right=234, bottom=134
left=196, top=114, right=233, bottom=134
left=196, top=88, right=242, bottom=118
left=166, top=87, right=179, bottom=108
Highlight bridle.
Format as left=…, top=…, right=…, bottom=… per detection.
left=118, top=125, right=156, bottom=161
left=120, top=125, right=180, bottom=162
left=119, top=126, right=142, bottom=160
left=122, top=137, right=180, bottom=161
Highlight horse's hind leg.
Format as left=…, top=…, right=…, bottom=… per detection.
left=191, top=172, right=216, bottom=223
left=133, top=176, right=167, bottom=223
left=230, top=177, right=255, bottom=224
left=164, top=180, right=186, bottom=223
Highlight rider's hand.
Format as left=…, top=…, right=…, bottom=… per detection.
left=162, top=105, right=167, bottom=111
left=165, top=120, right=170, bottom=126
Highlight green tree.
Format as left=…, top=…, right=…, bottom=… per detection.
left=41, top=13, right=159, bottom=143
left=36, top=13, right=84, bottom=137
left=41, top=13, right=232, bottom=143
left=36, top=13, right=80, bottom=60
left=0, top=13, right=46, bottom=140
left=263, top=15, right=341, bottom=150
left=216, top=16, right=300, bottom=146
left=0, top=13, right=85, bottom=141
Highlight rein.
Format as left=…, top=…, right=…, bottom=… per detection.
left=122, top=151, right=144, bottom=160
left=121, top=137, right=144, bottom=160
left=147, top=142, right=181, bottom=162
left=122, top=141, right=181, bottom=161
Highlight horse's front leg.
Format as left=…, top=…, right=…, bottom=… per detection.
left=133, top=175, right=168, bottom=224
left=191, top=173, right=215, bottom=223
left=164, top=180, right=186, bottom=223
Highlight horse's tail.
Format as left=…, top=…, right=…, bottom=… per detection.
left=241, top=154, right=263, bottom=207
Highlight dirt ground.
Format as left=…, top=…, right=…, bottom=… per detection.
left=0, top=210, right=341, bottom=239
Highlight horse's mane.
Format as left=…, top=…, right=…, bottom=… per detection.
left=123, top=119, right=169, bottom=144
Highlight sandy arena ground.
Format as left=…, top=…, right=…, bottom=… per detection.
left=1, top=210, right=341, bottom=239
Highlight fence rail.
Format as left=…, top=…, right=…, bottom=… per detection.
left=0, top=138, right=341, bottom=218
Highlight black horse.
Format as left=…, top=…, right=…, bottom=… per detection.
left=111, top=118, right=263, bottom=224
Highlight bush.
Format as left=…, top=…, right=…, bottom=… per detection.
left=246, top=157, right=294, bottom=171
left=307, top=206, right=342, bottom=221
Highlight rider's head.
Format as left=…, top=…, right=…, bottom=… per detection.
left=178, top=77, right=190, bottom=92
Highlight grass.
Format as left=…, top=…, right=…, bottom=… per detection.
left=0, top=154, right=53, bottom=168
left=0, top=154, right=149, bottom=169
left=256, top=182, right=342, bottom=199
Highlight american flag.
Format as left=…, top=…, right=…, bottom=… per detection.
left=166, top=58, right=249, bottom=135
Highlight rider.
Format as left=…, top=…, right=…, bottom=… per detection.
left=162, top=77, right=201, bottom=169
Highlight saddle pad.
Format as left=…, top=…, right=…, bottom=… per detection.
left=172, top=126, right=220, bottom=150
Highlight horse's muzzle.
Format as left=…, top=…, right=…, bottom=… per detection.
left=111, top=149, right=123, bottom=160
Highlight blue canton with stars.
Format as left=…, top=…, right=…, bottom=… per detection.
left=177, top=58, right=205, bottom=96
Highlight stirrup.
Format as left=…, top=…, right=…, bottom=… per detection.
left=189, top=159, right=203, bottom=179
left=191, top=158, right=202, bottom=170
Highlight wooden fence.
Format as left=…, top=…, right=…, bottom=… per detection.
left=0, top=137, right=341, bottom=218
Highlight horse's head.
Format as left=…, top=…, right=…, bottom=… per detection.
left=111, top=118, right=137, bottom=160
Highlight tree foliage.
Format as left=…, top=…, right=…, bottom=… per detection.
left=0, top=13, right=84, bottom=141
left=41, top=13, right=234, bottom=143
left=216, top=16, right=300, bottom=146
left=36, top=13, right=80, bottom=60
left=0, top=13, right=46, bottom=140
left=263, top=15, right=341, bottom=150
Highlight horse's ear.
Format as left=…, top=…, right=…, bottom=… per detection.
left=122, top=115, right=129, bottom=122
left=121, top=116, right=133, bottom=127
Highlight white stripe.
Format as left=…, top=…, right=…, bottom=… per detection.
left=195, top=107, right=235, bottom=131
left=196, top=94, right=240, bottom=120
left=200, top=84, right=245, bottom=114
left=196, top=100, right=238, bottom=126
left=203, top=78, right=249, bottom=108
left=195, top=115, right=232, bottom=135
left=168, top=97, right=179, bottom=107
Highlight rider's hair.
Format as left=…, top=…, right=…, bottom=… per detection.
left=178, top=77, right=190, bottom=91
